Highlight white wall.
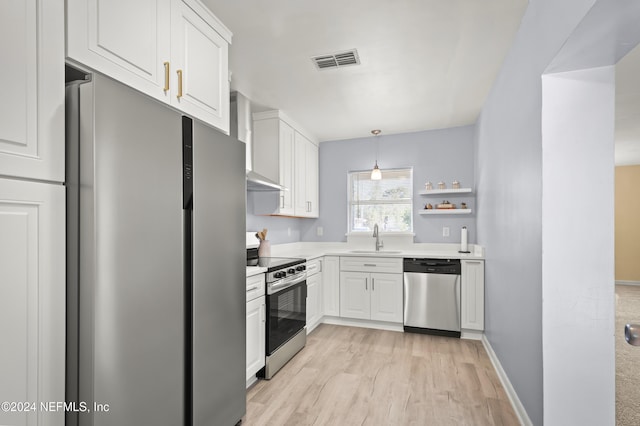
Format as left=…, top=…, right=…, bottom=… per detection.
left=541, top=66, right=615, bottom=425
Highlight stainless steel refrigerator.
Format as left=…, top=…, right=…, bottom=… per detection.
left=65, top=69, right=246, bottom=426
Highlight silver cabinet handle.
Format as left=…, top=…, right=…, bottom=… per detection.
left=365, top=278, right=368, bottom=290
left=246, top=286, right=258, bottom=292
left=372, top=278, right=375, bottom=291
left=280, top=195, right=285, bottom=209
left=364, top=264, right=376, bottom=267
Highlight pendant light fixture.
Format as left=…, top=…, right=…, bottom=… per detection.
left=370, top=129, right=382, bottom=180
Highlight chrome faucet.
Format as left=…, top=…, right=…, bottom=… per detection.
left=373, top=223, right=384, bottom=251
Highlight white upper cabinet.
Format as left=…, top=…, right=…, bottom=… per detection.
left=253, top=110, right=319, bottom=218
left=294, top=132, right=319, bottom=218
left=279, top=122, right=295, bottom=215
left=66, top=0, right=171, bottom=102
left=170, top=0, right=230, bottom=133
left=66, top=0, right=231, bottom=133
left=0, top=0, right=64, bottom=182
left=306, top=141, right=319, bottom=217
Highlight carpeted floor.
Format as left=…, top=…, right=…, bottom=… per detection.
left=616, top=284, right=640, bottom=425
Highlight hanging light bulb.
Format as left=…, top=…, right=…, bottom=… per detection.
left=371, top=129, right=382, bottom=180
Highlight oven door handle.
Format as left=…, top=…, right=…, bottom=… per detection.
left=268, top=273, right=307, bottom=295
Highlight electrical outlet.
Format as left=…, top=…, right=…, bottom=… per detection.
left=317, top=226, right=323, bottom=236
left=287, top=227, right=291, bottom=237
left=443, top=226, right=450, bottom=237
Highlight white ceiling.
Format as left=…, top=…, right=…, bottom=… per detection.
left=204, top=0, right=527, bottom=142
left=205, top=0, right=640, bottom=165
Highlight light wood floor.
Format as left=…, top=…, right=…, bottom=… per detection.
left=244, top=324, right=519, bottom=425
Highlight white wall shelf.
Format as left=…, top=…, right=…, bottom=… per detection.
left=418, top=188, right=473, bottom=195
left=418, top=209, right=472, bottom=215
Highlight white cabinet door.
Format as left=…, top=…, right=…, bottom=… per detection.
left=323, top=256, right=340, bottom=316
left=461, top=260, right=485, bottom=330
left=0, top=178, right=65, bottom=426
left=66, top=0, right=171, bottom=103
left=170, top=0, right=230, bottom=133
left=0, top=0, right=64, bottom=182
left=279, top=121, right=295, bottom=215
left=306, top=272, right=322, bottom=333
left=293, top=131, right=308, bottom=216
left=370, top=273, right=403, bottom=323
left=293, top=132, right=319, bottom=218
left=306, top=141, right=319, bottom=217
left=245, top=295, right=265, bottom=381
left=340, top=272, right=370, bottom=320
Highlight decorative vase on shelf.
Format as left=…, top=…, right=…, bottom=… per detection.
left=258, top=240, right=271, bottom=258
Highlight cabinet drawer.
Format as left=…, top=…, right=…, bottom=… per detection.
left=246, top=274, right=265, bottom=302
left=340, top=257, right=402, bottom=274
left=306, top=258, right=322, bottom=277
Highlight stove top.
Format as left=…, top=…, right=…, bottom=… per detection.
left=247, top=256, right=305, bottom=272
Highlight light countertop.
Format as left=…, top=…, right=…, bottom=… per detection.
left=246, top=242, right=484, bottom=278
left=267, top=242, right=485, bottom=262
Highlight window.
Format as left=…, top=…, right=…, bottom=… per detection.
left=348, top=168, right=413, bottom=233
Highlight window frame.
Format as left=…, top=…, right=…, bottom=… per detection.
left=347, top=167, right=414, bottom=234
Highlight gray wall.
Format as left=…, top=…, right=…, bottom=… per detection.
left=246, top=192, right=304, bottom=244
left=474, top=0, right=597, bottom=424
left=301, top=126, right=476, bottom=243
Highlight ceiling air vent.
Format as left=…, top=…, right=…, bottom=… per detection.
left=312, top=49, right=360, bottom=70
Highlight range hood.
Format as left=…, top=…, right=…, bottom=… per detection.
left=246, top=170, right=287, bottom=191
left=230, top=91, right=286, bottom=192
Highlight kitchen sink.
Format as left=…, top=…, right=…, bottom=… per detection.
left=348, top=250, right=402, bottom=254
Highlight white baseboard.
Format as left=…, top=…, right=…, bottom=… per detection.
left=246, top=375, right=258, bottom=389
left=461, top=329, right=483, bottom=340
left=321, top=316, right=404, bottom=332
left=616, top=280, right=640, bottom=286
left=481, top=335, right=533, bottom=426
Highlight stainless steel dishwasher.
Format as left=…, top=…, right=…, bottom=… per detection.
left=403, top=258, right=461, bottom=337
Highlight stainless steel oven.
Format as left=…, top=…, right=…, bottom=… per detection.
left=263, top=264, right=307, bottom=379
left=267, top=272, right=306, bottom=354
left=247, top=246, right=307, bottom=380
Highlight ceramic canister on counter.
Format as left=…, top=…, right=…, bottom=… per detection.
left=258, top=240, right=271, bottom=257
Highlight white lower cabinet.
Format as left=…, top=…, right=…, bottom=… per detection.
left=461, top=260, right=485, bottom=331
left=246, top=274, right=265, bottom=383
left=306, top=258, right=323, bottom=333
left=306, top=272, right=322, bottom=332
left=0, top=178, right=65, bottom=426
left=322, top=256, right=340, bottom=316
left=340, top=271, right=403, bottom=323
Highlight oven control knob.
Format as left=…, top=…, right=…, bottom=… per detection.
left=278, top=271, right=287, bottom=278
left=296, top=265, right=305, bottom=272
left=288, top=268, right=296, bottom=274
